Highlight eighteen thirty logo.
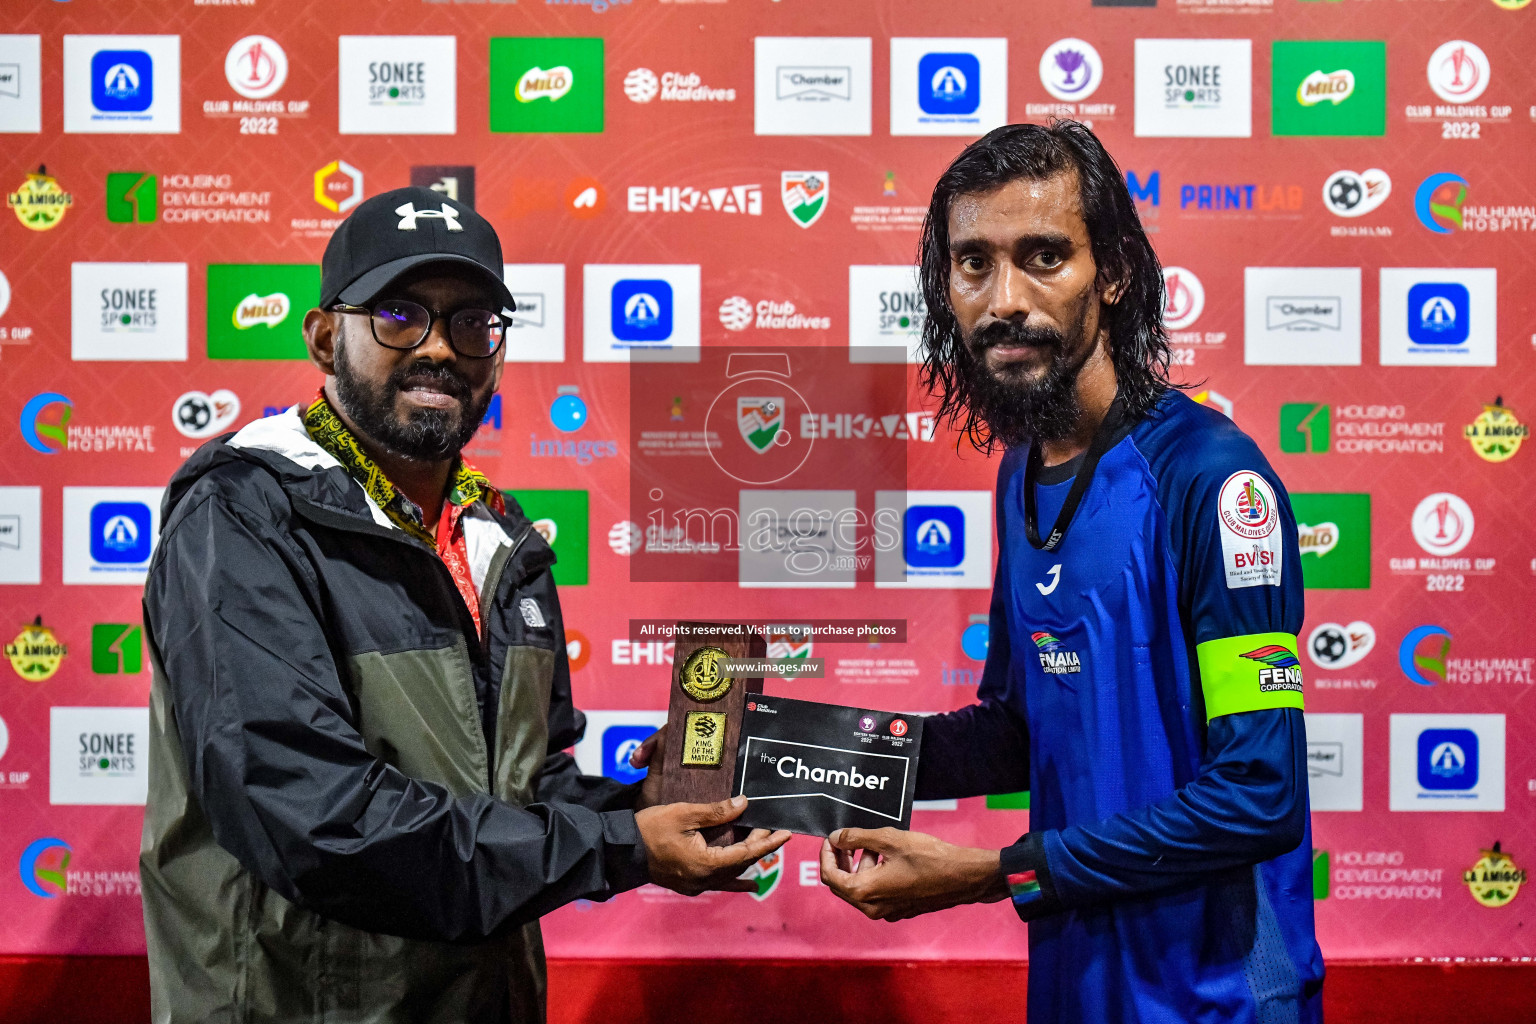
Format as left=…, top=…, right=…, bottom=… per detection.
left=1241, top=645, right=1305, bottom=692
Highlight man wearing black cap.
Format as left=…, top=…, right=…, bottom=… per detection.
left=139, top=187, right=788, bottom=1024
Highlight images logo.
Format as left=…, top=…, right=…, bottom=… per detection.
left=225, top=35, right=286, bottom=99
left=1161, top=266, right=1204, bottom=329
left=19, top=837, right=70, bottom=897
left=1280, top=402, right=1330, bottom=453
left=1291, top=493, right=1371, bottom=589
left=781, top=171, right=828, bottom=228
left=1411, top=492, right=1473, bottom=556
left=918, top=52, right=980, bottom=114
left=91, top=624, right=143, bottom=674
left=1399, top=624, right=1450, bottom=686
left=1414, top=173, right=1468, bottom=233
left=1241, top=644, right=1305, bottom=692
left=1040, top=39, right=1102, bottom=101
left=8, top=166, right=74, bottom=230
left=905, top=505, right=965, bottom=569
left=20, top=392, right=71, bottom=453
left=1464, top=398, right=1526, bottom=462
left=207, top=264, right=318, bottom=359
left=1032, top=632, right=1082, bottom=675
left=313, top=160, right=363, bottom=214
left=93, top=50, right=153, bottom=113
left=5, top=617, right=67, bottom=680
left=1323, top=168, right=1390, bottom=217
left=1464, top=843, right=1525, bottom=908
left=1307, top=620, right=1374, bottom=669
left=1428, top=41, right=1490, bottom=104
left=490, top=37, right=604, bottom=133
left=1270, top=41, right=1386, bottom=137
left=106, top=172, right=156, bottom=223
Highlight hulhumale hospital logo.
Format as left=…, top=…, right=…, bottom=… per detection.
left=20, top=392, right=72, bottom=453
left=1415, top=173, right=1468, bottom=233
left=20, top=836, right=71, bottom=897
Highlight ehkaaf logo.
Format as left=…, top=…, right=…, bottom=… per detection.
left=1032, top=632, right=1082, bottom=674
left=1241, top=644, right=1304, bottom=692
left=625, top=182, right=761, bottom=215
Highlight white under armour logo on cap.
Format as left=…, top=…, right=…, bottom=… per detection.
left=394, top=201, right=463, bottom=231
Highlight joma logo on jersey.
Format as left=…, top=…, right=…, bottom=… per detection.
left=1032, top=632, right=1082, bottom=675
left=1242, top=645, right=1304, bottom=692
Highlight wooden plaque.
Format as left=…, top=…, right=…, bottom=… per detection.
left=658, top=622, right=765, bottom=846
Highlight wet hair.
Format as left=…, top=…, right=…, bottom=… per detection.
left=917, top=120, right=1175, bottom=451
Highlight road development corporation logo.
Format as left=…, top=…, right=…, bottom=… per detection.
left=1411, top=492, right=1474, bottom=556
left=1040, top=39, right=1102, bottom=101
left=1428, top=41, right=1490, bottom=104
left=314, top=160, right=363, bottom=213
left=19, top=837, right=70, bottom=897
left=1032, top=632, right=1082, bottom=675
left=64, top=35, right=180, bottom=134
left=781, top=172, right=828, bottom=228
left=1465, top=398, right=1526, bottom=462
left=1161, top=266, right=1204, bottom=330
left=8, top=166, right=74, bottom=230
left=1242, top=644, right=1305, bottom=693
left=1323, top=168, right=1390, bottom=218
left=225, top=36, right=287, bottom=100
left=1308, top=621, right=1375, bottom=670
left=1464, top=843, right=1525, bottom=908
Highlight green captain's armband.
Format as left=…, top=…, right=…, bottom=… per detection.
left=1196, top=632, right=1306, bottom=721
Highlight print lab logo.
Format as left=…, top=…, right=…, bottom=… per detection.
left=1324, top=168, right=1390, bottom=218
left=224, top=36, right=286, bottom=100
left=1427, top=41, right=1490, bottom=104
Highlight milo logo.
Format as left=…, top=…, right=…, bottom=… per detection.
left=1298, top=521, right=1338, bottom=558
left=516, top=66, right=572, bottom=103
left=233, top=292, right=290, bottom=330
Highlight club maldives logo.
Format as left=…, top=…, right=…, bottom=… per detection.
left=8, top=166, right=74, bottom=231
left=1415, top=173, right=1468, bottom=233
left=1218, top=473, right=1276, bottom=540
left=781, top=171, right=828, bottom=228
left=6, top=616, right=68, bottom=680
left=1464, top=842, right=1525, bottom=908
left=1032, top=632, right=1082, bottom=674
left=19, top=837, right=71, bottom=897
left=20, top=392, right=72, bottom=453
left=1465, top=398, right=1526, bottom=462
left=1241, top=644, right=1304, bottom=692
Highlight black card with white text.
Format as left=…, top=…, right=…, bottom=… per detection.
left=732, top=696, right=923, bottom=836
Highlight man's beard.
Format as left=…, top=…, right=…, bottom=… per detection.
left=333, top=342, right=492, bottom=461
left=959, top=318, right=1088, bottom=447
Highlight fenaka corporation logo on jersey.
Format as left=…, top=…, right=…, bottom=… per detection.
left=1031, top=632, right=1082, bottom=675
left=1242, top=644, right=1305, bottom=693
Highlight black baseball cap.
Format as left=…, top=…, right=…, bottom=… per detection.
left=319, top=186, right=515, bottom=313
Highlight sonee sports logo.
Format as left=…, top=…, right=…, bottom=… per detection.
left=1242, top=645, right=1305, bottom=692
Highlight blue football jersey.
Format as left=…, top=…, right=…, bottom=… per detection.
left=918, top=391, right=1324, bottom=1024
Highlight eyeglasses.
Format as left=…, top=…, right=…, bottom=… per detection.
left=331, top=298, right=507, bottom=359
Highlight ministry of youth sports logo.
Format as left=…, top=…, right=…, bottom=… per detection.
left=1218, top=472, right=1277, bottom=540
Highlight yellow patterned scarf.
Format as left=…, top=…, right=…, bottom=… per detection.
left=302, top=391, right=501, bottom=544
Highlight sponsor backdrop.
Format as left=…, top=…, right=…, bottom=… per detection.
left=0, top=0, right=1531, bottom=964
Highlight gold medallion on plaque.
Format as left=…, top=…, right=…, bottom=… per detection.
left=680, top=711, right=728, bottom=767
left=679, top=645, right=734, bottom=703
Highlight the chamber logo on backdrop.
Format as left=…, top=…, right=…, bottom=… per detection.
left=0, top=35, right=42, bottom=133
left=582, top=264, right=700, bottom=363
left=0, top=487, right=42, bottom=585
left=1303, top=713, right=1363, bottom=811
left=621, top=67, right=735, bottom=103
left=1390, top=713, right=1505, bottom=811
left=338, top=36, right=456, bottom=135
left=847, top=265, right=927, bottom=364
left=411, top=165, right=475, bottom=208
left=62, top=487, right=164, bottom=585
left=1271, top=41, right=1386, bottom=137
left=206, top=263, right=317, bottom=359
left=1378, top=268, right=1496, bottom=366
left=1243, top=267, right=1362, bottom=366
left=70, top=262, right=188, bottom=362
left=63, top=35, right=180, bottom=133
left=888, top=38, right=1007, bottom=136
left=501, top=262, right=565, bottom=361
left=755, top=36, right=872, bottom=136
left=490, top=37, right=604, bottom=133
left=1133, top=38, right=1252, bottom=138
left=8, top=165, right=74, bottom=230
